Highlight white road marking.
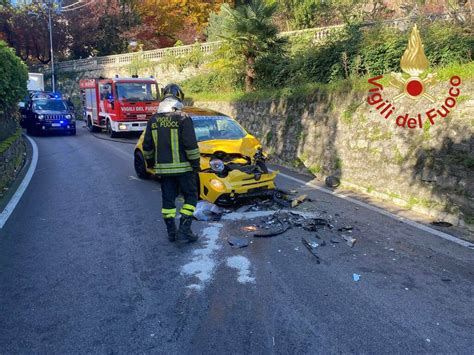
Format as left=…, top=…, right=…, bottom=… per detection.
left=273, top=170, right=474, bottom=249
left=181, top=223, right=223, bottom=291
left=226, top=255, right=255, bottom=284
left=0, top=135, right=38, bottom=229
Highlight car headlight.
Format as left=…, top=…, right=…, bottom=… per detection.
left=37, top=114, right=44, bottom=120
left=65, top=114, right=72, bottom=119
left=209, top=159, right=225, bottom=173
left=209, top=179, right=225, bottom=191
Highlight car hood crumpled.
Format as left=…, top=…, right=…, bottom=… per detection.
left=197, top=135, right=261, bottom=157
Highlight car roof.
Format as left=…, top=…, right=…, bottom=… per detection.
left=182, top=107, right=229, bottom=117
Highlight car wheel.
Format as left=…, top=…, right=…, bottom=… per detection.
left=134, top=150, right=151, bottom=179
left=87, top=116, right=100, bottom=133
left=106, top=119, right=118, bottom=138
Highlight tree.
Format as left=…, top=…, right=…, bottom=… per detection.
left=220, top=0, right=284, bottom=92
left=127, top=0, right=226, bottom=49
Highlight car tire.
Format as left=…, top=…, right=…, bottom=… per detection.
left=87, top=117, right=100, bottom=133
left=134, top=150, right=151, bottom=179
left=106, top=119, right=118, bottom=138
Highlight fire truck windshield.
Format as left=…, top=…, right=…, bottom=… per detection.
left=116, top=83, right=157, bottom=102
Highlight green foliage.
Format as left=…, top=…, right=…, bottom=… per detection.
left=0, top=41, right=28, bottom=111
left=205, top=4, right=231, bottom=42
left=126, top=55, right=154, bottom=76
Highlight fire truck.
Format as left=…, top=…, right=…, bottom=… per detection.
left=80, top=76, right=160, bottom=137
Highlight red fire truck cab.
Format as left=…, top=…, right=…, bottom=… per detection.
left=80, top=77, right=159, bottom=137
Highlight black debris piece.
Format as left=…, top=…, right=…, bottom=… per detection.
left=430, top=221, right=453, bottom=227
left=338, top=226, right=353, bottom=232
left=441, top=278, right=452, bottom=282
left=325, top=175, right=340, bottom=188
left=330, top=239, right=340, bottom=244
left=302, top=238, right=321, bottom=263
left=228, top=236, right=250, bottom=248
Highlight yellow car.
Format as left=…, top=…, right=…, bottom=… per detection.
left=134, top=107, right=278, bottom=205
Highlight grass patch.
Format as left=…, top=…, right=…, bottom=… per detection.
left=0, top=128, right=21, bottom=155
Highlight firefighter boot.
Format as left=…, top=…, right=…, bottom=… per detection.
left=178, top=215, right=198, bottom=242
left=164, top=218, right=177, bottom=242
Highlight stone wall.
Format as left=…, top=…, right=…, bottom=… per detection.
left=194, top=79, right=474, bottom=226
left=0, top=131, right=26, bottom=198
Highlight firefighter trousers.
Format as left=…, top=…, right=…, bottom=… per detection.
left=161, top=172, right=198, bottom=219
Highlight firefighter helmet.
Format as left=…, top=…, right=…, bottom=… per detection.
left=162, top=84, right=185, bottom=102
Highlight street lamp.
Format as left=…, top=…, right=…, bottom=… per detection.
left=47, top=0, right=56, bottom=92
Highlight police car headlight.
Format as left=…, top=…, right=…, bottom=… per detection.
left=65, top=114, right=72, bottom=120
left=37, top=114, right=44, bottom=120
left=209, top=159, right=225, bottom=173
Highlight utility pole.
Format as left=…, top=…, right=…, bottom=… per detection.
left=47, top=0, right=56, bottom=92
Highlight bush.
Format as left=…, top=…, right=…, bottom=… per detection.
left=0, top=40, right=28, bottom=141
left=0, top=41, right=28, bottom=112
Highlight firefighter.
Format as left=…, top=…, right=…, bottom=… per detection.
left=143, top=84, right=200, bottom=242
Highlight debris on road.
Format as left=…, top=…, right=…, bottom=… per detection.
left=325, top=175, right=340, bottom=188
left=430, top=221, right=453, bottom=227
left=338, top=226, right=353, bottom=232
left=302, top=237, right=321, bottom=263
left=353, top=273, right=361, bottom=281
left=291, top=194, right=308, bottom=208
left=341, top=234, right=357, bottom=247
left=228, top=236, right=250, bottom=248
left=194, top=201, right=224, bottom=221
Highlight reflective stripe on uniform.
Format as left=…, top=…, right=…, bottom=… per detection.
left=180, top=203, right=195, bottom=216
left=162, top=208, right=176, bottom=218
left=152, top=130, right=158, bottom=163
left=154, top=166, right=193, bottom=174
left=185, top=148, right=200, bottom=160
left=170, top=129, right=180, bottom=163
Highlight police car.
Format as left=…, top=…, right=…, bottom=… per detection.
left=19, top=92, right=76, bottom=136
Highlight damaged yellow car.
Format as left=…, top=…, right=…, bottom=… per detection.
left=134, top=107, right=278, bottom=205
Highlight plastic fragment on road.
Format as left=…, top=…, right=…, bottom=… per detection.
left=430, top=221, right=453, bottom=227
left=302, top=237, right=321, bottom=264
left=291, top=194, right=308, bottom=208
left=353, top=273, right=361, bottom=281
left=325, top=175, right=340, bottom=188
left=193, top=201, right=223, bottom=221
left=341, top=234, right=357, bottom=247
left=228, top=236, right=249, bottom=248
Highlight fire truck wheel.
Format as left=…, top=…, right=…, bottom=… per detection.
left=106, top=119, right=118, bottom=138
left=87, top=117, right=100, bottom=133
left=134, top=150, right=151, bottom=179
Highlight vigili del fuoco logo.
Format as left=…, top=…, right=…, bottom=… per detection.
left=367, top=25, right=462, bottom=129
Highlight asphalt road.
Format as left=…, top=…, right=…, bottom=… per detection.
left=0, top=127, right=473, bottom=354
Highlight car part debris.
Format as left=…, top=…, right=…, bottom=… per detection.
left=253, top=224, right=290, bottom=237
left=236, top=204, right=254, bottom=213
left=337, top=226, right=353, bottom=232
left=228, top=236, right=249, bottom=248
left=302, top=238, right=320, bottom=263
left=430, top=221, right=453, bottom=227
left=330, top=239, right=340, bottom=244
left=193, top=201, right=223, bottom=221
left=352, top=273, right=361, bottom=282
left=341, top=234, right=357, bottom=247
left=291, top=194, right=308, bottom=208
left=325, top=175, right=340, bottom=188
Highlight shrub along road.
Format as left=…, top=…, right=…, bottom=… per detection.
left=0, top=127, right=473, bottom=353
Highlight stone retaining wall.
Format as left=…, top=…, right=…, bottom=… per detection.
left=194, top=79, right=474, bottom=226
left=0, top=131, right=26, bottom=198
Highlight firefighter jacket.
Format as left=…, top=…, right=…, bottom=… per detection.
left=142, top=111, right=200, bottom=176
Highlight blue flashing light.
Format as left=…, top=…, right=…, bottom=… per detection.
left=60, top=120, right=64, bottom=124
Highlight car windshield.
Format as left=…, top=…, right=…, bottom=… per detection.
left=191, top=115, right=247, bottom=142
left=32, top=100, right=68, bottom=111
left=116, top=83, right=157, bottom=101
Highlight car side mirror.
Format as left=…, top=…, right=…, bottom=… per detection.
left=18, top=102, right=26, bottom=109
